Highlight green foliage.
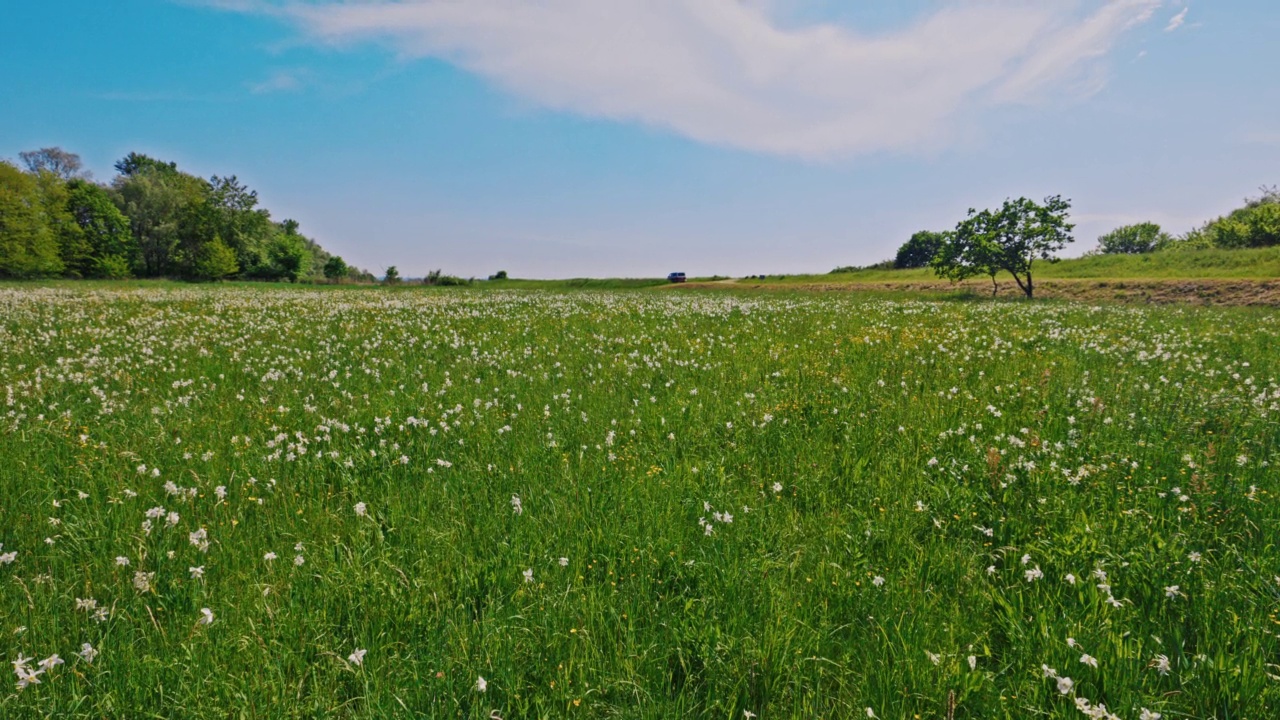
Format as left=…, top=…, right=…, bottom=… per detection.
left=383, top=265, right=400, bottom=285
left=29, top=170, right=92, bottom=277
left=895, top=230, right=949, bottom=269
left=191, top=237, right=240, bottom=280
left=266, top=232, right=312, bottom=283
left=90, top=254, right=134, bottom=280
left=66, top=180, right=139, bottom=278
left=110, top=168, right=187, bottom=277
left=935, top=196, right=1074, bottom=298
left=205, top=175, right=278, bottom=276
left=830, top=260, right=894, bottom=274
left=422, top=269, right=470, bottom=286
left=489, top=270, right=509, bottom=280
left=2, top=149, right=368, bottom=284
left=1097, top=222, right=1169, bottom=255
left=1171, top=188, right=1280, bottom=251
left=0, top=161, right=63, bottom=278
left=113, top=152, right=178, bottom=178
left=323, top=255, right=349, bottom=282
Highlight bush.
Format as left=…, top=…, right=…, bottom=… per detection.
left=192, top=238, right=239, bottom=281
left=895, top=231, right=948, bottom=269
left=91, top=254, right=134, bottom=279
left=1175, top=188, right=1280, bottom=250
left=1097, top=223, right=1169, bottom=254
left=323, top=256, right=348, bottom=282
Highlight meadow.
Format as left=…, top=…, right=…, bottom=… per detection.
left=1, top=285, right=1278, bottom=719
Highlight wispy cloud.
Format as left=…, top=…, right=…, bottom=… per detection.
left=1164, top=7, right=1189, bottom=32
left=248, top=68, right=310, bottom=94
left=207, top=0, right=1165, bottom=159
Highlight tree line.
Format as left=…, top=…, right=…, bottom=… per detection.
left=886, top=186, right=1280, bottom=298
left=0, top=147, right=373, bottom=282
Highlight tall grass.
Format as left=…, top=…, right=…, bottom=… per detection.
left=1, top=286, right=1277, bottom=718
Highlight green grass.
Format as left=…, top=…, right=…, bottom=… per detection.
left=2, top=285, right=1278, bottom=718
left=765, top=245, right=1280, bottom=283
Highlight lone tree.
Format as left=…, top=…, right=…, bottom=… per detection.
left=383, top=266, right=400, bottom=285
left=933, top=196, right=1074, bottom=299
left=895, top=230, right=949, bottom=269
left=1097, top=222, right=1169, bottom=254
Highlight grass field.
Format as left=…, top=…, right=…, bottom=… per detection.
left=2, top=286, right=1279, bottom=718
left=787, top=246, right=1280, bottom=284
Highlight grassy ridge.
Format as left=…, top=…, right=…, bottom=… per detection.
left=763, top=245, right=1280, bottom=284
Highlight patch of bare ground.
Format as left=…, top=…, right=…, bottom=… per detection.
left=675, top=278, right=1280, bottom=306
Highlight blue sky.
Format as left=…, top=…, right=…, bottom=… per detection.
left=3, top=1, right=1278, bottom=278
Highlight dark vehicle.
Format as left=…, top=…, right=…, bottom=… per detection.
left=667, top=272, right=687, bottom=283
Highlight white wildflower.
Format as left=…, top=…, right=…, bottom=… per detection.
left=132, top=571, right=154, bottom=593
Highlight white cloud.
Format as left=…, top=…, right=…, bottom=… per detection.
left=1165, top=7, right=1189, bottom=32
left=225, top=0, right=1164, bottom=159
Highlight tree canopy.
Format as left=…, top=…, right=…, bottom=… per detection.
left=1, top=147, right=370, bottom=282
left=1096, top=222, right=1170, bottom=255
left=931, top=196, right=1074, bottom=299
left=894, top=231, right=949, bottom=269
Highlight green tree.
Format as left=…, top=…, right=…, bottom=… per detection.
left=207, top=175, right=275, bottom=275
left=934, top=196, right=1074, bottom=299
left=1097, top=222, right=1169, bottom=254
left=0, top=161, right=64, bottom=278
left=383, top=266, right=400, bottom=285
left=931, top=218, right=1003, bottom=294
left=111, top=169, right=185, bottom=277
left=191, top=237, right=239, bottom=281
left=895, top=231, right=948, bottom=269
left=66, top=180, right=139, bottom=278
left=323, top=256, right=348, bottom=282
left=29, top=169, right=91, bottom=277
left=114, top=152, right=178, bottom=178
left=267, top=232, right=311, bottom=282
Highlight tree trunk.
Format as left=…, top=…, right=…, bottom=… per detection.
left=1011, top=271, right=1033, bottom=299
